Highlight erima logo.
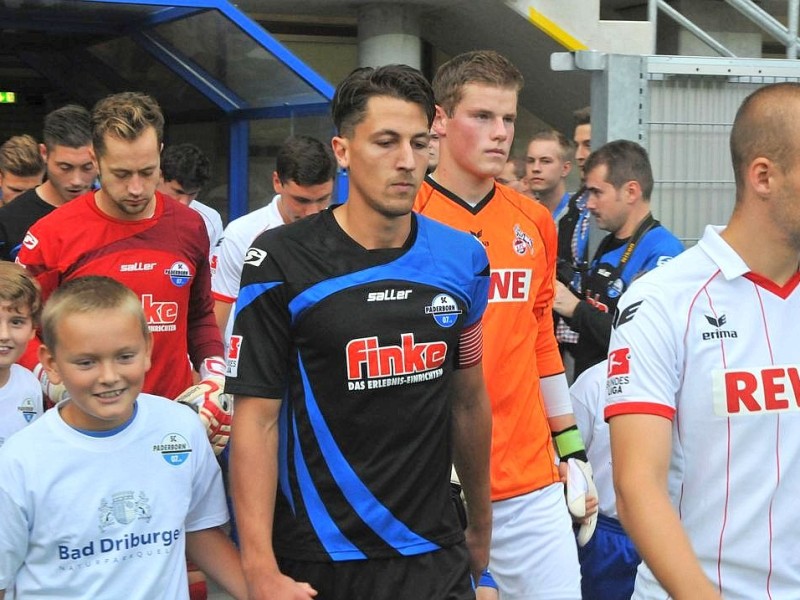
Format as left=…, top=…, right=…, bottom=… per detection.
left=702, top=314, right=738, bottom=340
left=470, top=230, right=488, bottom=247
left=367, top=289, right=412, bottom=302
left=613, top=300, right=642, bottom=329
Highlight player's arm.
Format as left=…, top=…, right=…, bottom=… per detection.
left=450, top=362, right=492, bottom=584
left=610, top=413, right=720, bottom=600
left=213, top=299, right=233, bottom=338
left=186, top=527, right=247, bottom=600
left=230, top=395, right=317, bottom=600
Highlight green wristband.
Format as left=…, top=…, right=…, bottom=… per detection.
left=553, top=425, right=586, bottom=460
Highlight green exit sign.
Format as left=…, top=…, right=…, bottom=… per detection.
left=0, top=92, right=17, bottom=104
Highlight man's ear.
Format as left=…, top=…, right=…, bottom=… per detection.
left=331, top=136, right=350, bottom=170
left=432, top=105, right=448, bottom=137
left=747, top=156, right=774, bottom=199
left=37, top=343, right=63, bottom=385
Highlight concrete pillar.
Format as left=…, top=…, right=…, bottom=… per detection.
left=663, top=0, right=762, bottom=57
left=357, top=4, right=422, bottom=69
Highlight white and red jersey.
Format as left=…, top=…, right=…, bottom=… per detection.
left=211, top=197, right=284, bottom=304
left=18, top=192, right=222, bottom=400
left=606, top=225, right=800, bottom=600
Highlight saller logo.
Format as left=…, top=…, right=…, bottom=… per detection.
left=346, top=333, right=447, bottom=380
left=713, top=365, right=800, bottom=416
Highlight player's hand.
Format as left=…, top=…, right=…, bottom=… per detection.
left=553, top=280, right=581, bottom=318
left=565, top=458, right=599, bottom=546
left=246, top=571, right=318, bottom=600
left=32, top=362, right=69, bottom=405
left=176, top=357, right=232, bottom=455
left=465, top=521, right=491, bottom=586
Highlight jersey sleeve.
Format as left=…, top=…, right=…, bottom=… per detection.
left=186, top=416, right=229, bottom=532
left=0, top=455, right=29, bottom=590
left=604, top=281, right=680, bottom=421
left=224, top=236, right=292, bottom=400
left=466, top=235, right=490, bottom=327
left=533, top=211, right=564, bottom=377
left=16, top=222, right=62, bottom=302
left=186, top=225, right=224, bottom=370
left=210, top=227, right=246, bottom=302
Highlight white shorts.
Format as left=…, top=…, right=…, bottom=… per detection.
left=489, top=482, right=581, bottom=600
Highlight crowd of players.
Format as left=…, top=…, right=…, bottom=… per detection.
left=0, top=48, right=798, bottom=600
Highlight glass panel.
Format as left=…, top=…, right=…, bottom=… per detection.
left=87, top=36, right=218, bottom=115
left=155, top=10, right=325, bottom=107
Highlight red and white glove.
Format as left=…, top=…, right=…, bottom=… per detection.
left=176, top=357, right=232, bottom=455
left=32, top=362, right=69, bottom=405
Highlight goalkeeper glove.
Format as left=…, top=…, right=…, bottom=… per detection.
left=176, top=357, right=232, bottom=455
left=32, top=362, right=69, bottom=405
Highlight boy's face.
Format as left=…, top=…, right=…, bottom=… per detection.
left=39, top=308, right=152, bottom=431
left=435, top=83, right=517, bottom=182
left=0, top=301, right=35, bottom=384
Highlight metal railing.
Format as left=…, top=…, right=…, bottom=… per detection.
left=647, top=0, right=800, bottom=58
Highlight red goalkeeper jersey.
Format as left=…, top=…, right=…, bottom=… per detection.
left=18, top=191, right=223, bottom=399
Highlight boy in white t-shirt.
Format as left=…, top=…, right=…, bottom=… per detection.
left=0, top=262, right=42, bottom=449
left=0, top=276, right=246, bottom=600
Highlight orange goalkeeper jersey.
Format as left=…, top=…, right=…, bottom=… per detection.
left=415, top=177, right=564, bottom=500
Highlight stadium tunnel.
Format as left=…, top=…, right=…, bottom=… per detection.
left=0, top=0, right=339, bottom=221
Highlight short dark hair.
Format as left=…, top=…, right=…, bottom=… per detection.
left=276, top=135, right=336, bottom=186
left=332, top=64, right=435, bottom=137
left=573, top=106, right=591, bottom=126
left=43, top=104, right=92, bottom=151
left=584, top=139, right=654, bottom=200
left=160, top=143, right=211, bottom=191
left=92, top=92, right=164, bottom=158
left=433, top=50, right=523, bottom=116
left=730, top=82, right=800, bottom=199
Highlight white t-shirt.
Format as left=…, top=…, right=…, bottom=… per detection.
left=190, top=199, right=224, bottom=257
left=0, top=365, right=43, bottom=449
left=0, top=394, right=228, bottom=600
left=606, top=225, right=800, bottom=600
left=211, top=196, right=285, bottom=342
left=570, top=360, right=616, bottom=518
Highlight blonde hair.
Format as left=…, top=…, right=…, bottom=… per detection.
left=91, top=92, right=164, bottom=158
left=0, top=134, right=45, bottom=177
left=0, top=262, right=42, bottom=324
left=41, top=276, right=148, bottom=351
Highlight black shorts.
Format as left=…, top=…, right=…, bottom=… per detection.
left=278, top=543, right=473, bottom=600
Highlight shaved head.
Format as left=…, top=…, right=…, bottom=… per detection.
left=731, top=82, right=800, bottom=200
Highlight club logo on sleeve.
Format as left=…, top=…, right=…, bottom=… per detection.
left=489, top=269, right=532, bottom=303
left=424, top=293, right=462, bottom=328
left=345, top=333, right=447, bottom=390
left=226, top=335, right=242, bottom=377
left=713, top=366, right=800, bottom=416
left=607, top=348, right=631, bottom=395
left=22, top=232, right=38, bottom=250
left=17, top=397, right=38, bottom=423
left=164, top=261, right=193, bottom=287
left=152, top=433, right=192, bottom=465
left=244, top=247, right=267, bottom=266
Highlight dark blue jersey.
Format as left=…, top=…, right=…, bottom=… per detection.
left=225, top=206, right=490, bottom=562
